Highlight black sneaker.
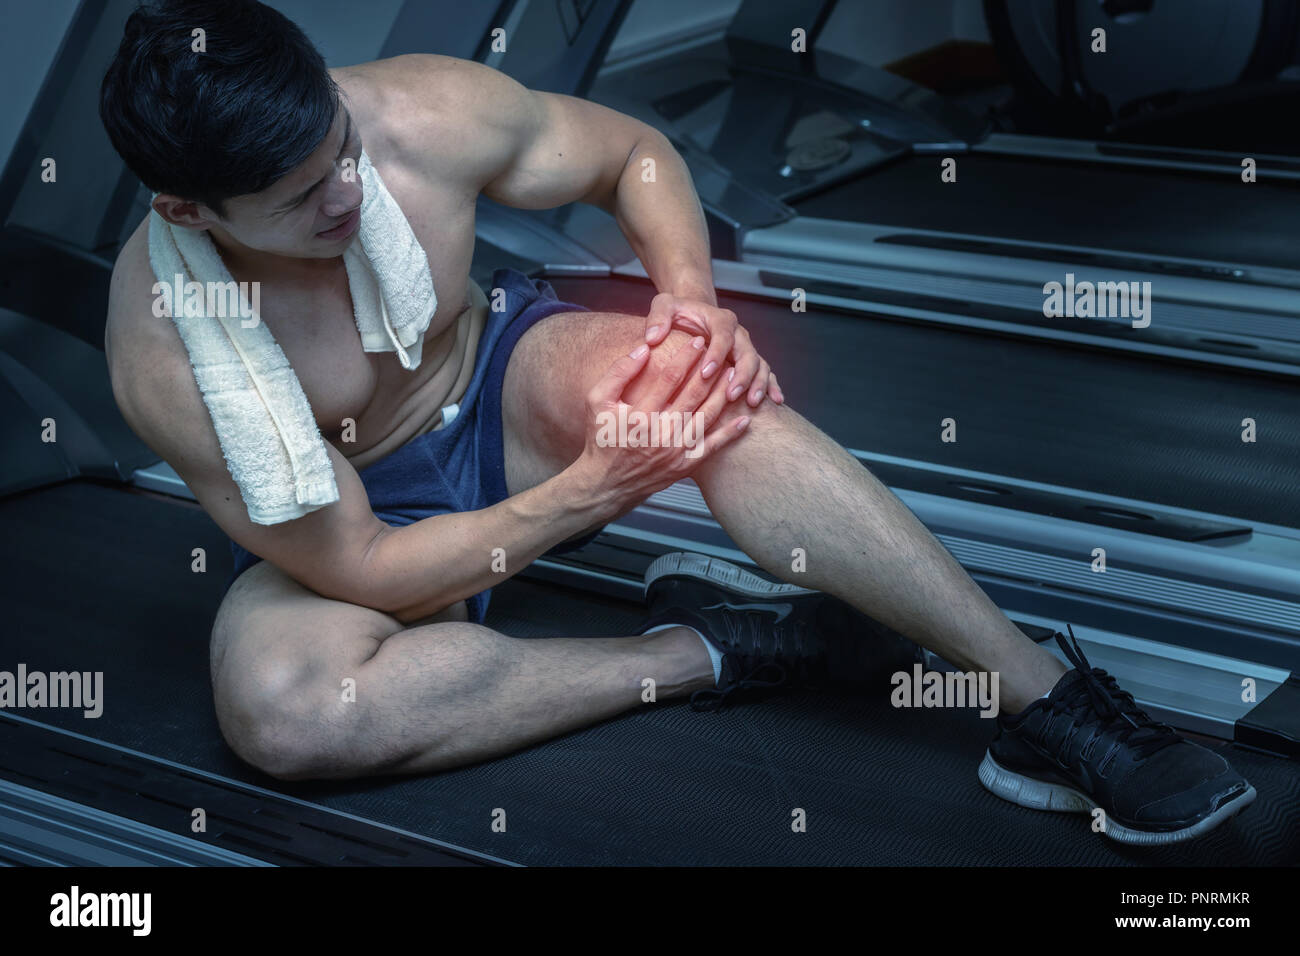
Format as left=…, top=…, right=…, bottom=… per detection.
left=641, top=552, right=920, bottom=712
left=980, top=627, right=1256, bottom=845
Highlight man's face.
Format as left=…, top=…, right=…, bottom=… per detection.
left=205, top=104, right=364, bottom=259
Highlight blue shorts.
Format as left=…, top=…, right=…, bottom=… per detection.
left=229, top=267, right=594, bottom=624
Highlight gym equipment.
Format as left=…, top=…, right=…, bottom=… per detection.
left=582, top=0, right=1300, bottom=378
left=984, top=0, right=1300, bottom=146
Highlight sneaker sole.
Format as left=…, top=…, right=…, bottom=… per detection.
left=978, top=751, right=1257, bottom=846
left=644, top=553, right=819, bottom=599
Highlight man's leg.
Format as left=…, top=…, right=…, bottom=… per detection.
left=503, top=310, right=1066, bottom=714
left=688, top=401, right=1066, bottom=712
left=210, top=561, right=712, bottom=780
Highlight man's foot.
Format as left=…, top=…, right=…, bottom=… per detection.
left=641, top=552, right=919, bottom=712
left=979, top=628, right=1256, bottom=845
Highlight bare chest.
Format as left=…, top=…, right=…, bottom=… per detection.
left=258, top=171, right=478, bottom=450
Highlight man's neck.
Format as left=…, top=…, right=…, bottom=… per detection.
left=208, top=227, right=343, bottom=284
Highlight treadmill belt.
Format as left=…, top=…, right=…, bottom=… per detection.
left=1, top=482, right=1296, bottom=865
left=794, top=153, right=1300, bottom=270
left=549, top=276, right=1300, bottom=529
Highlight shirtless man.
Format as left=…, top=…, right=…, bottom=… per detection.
left=99, top=0, right=1253, bottom=845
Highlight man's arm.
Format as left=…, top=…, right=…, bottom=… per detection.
left=113, top=344, right=614, bottom=623
left=106, top=248, right=613, bottom=623
left=110, top=305, right=740, bottom=625
left=477, top=72, right=714, bottom=305
left=386, top=54, right=780, bottom=407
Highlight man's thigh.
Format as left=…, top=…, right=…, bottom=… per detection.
left=500, top=309, right=717, bottom=498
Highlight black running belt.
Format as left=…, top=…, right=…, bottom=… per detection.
left=1, top=482, right=1296, bottom=865
left=548, top=275, right=1300, bottom=529
left=793, top=153, right=1300, bottom=271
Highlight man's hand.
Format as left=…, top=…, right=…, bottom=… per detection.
left=571, top=338, right=751, bottom=514
left=644, top=293, right=785, bottom=409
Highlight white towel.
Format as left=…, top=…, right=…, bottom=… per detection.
left=343, top=151, right=438, bottom=368
left=147, top=150, right=437, bottom=525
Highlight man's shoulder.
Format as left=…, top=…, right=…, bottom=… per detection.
left=106, top=216, right=172, bottom=360
left=105, top=219, right=202, bottom=447
left=334, top=54, right=536, bottom=182
left=334, top=53, right=514, bottom=110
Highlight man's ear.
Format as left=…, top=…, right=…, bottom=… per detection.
left=151, top=195, right=218, bottom=230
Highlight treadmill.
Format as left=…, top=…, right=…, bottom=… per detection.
left=589, top=0, right=1300, bottom=374
left=0, top=0, right=1296, bottom=866
left=516, top=0, right=1300, bottom=748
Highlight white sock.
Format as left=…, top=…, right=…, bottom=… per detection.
left=642, top=622, right=723, bottom=685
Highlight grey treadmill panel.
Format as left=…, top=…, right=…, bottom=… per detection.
left=4, top=0, right=139, bottom=254
left=0, top=778, right=267, bottom=867
left=268, top=0, right=405, bottom=66
left=0, top=309, right=154, bottom=483
left=0, top=365, right=73, bottom=496
left=793, top=152, right=1300, bottom=273
left=0, top=0, right=79, bottom=179
left=0, top=713, right=506, bottom=867
left=1001, top=612, right=1288, bottom=741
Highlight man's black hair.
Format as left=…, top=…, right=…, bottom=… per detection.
left=100, top=0, right=341, bottom=217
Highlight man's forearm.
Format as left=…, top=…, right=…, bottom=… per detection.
left=613, top=130, right=716, bottom=304
left=358, top=465, right=616, bottom=623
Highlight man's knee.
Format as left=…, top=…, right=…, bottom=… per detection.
left=212, top=640, right=334, bottom=780
left=210, top=595, right=380, bottom=780
left=622, top=327, right=700, bottom=407
left=711, top=376, right=794, bottom=435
